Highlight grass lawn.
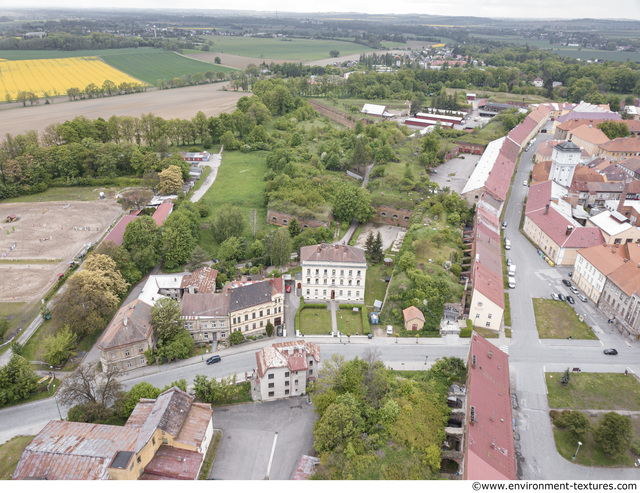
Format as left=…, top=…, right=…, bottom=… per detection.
left=101, top=51, right=239, bottom=85
left=0, top=47, right=162, bottom=61
left=0, top=302, right=27, bottom=327
left=338, top=309, right=363, bottom=336
left=533, top=298, right=596, bottom=339
left=546, top=373, right=640, bottom=411
left=552, top=415, right=640, bottom=467
left=365, top=262, right=392, bottom=306
left=0, top=435, right=34, bottom=479
left=0, top=186, right=113, bottom=203
left=299, top=308, right=332, bottom=335
left=203, top=36, right=370, bottom=60
left=20, top=318, right=57, bottom=364
left=473, top=327, right=499, bottom=339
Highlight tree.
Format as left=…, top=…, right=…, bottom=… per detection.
left=213, top=205, right=246, bottom=242
left=598, top=121, right=630, bottom=140
left=58, top=362, right=123, bottom=408
left=0, top=354, right=39, bottom=406
left=314, top=392, right=364, bottom=453
left=333, top=183, right=360, bottom=223
left=329, top=50, right=340, bottom=58
left=563, top=411, right=591, bottom=442
left=265, top=228, right=292, bottom=267
left=151, top=297, right=182, bottom=343
left=123, top=216, right=161, bottom=273
left=42, top=325, right=77, bottom=366
left=596, top=412, right=632, bottom=457
left=193, top=373, right=243, bottom=405
left=158, top=165, right=183, bottom=195
left=116, top=382, right=162, bottom=419
left=218, top=236, right=244, bottom=263
left=350, top=137, right=370, bottom=172
left=155, top=329, right=194, bottom=362
left=229, top=330, right=244, bottom=346
left=0, top=316, right=9, bottom=343
left=186, top=245, right=210, bottom=271
left=560, top=368, right=571, bottom=387
left=265, top=321, right=274, bottom=337
left=372, top=232, right=384, bottom=263
left=288, top=218, right=301, bottom=237
left=163, top=220, right=196, bottom=270
left=214, top=56, right=221, bottom=64
left=365, top=231, right=375, bottom=260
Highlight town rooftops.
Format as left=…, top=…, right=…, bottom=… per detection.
left=578, top=244, right=629, bottom=276
left=555, top=140, right=581, bottom=153
left=181, top=292, right=230, bottom=319
left=255, top=340, right=320, bottom=378
left=139, top=446, right=203, bottom=480
left=151, top=201, right=173, bottom=227
left=600, top=137, right=640, bottom=154
left=619, top=157, right=640, bottom=174
left=138, top=274, right=184, bottom=306
left=402, top=306, right=425, bottom=322
left=526, top=208, right=604, bottom=249
left=465, top=333, right=516, bottom=480
left=462, top=137, right=505, bottom=195
left=229, top=279, right=276, bottom=312
left=557, top=111, right=621, bottom=124
left=300, top=243, right=366, bottom=264
left=181, top=266, right=218, bottom=294
left=102, top=211, right=140, bottom=246
left=473, top=262, right=505, bottom=309
left=361, top=104, right=391, bottom=117
left=589, top=210, right=633, bottom=236
left=569, top=125, right=610, bottom=147
left=97, top=299, right=153, bottom=351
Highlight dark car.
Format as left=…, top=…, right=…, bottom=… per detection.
left=562, top=279, right=572, bottom=287
left=367, top=333, right=373, bottom=339
left=566, top=295, right=575, bottom=304
left=568, top=271, right=573, bottom=278
left=603, top=348, right=618, bottom=355
left=558, top=293, right=566, bottom=301
left=206, top=355, right=221, bottom=364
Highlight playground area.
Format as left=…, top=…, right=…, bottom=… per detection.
left=0, top=200, right=122, bottom=303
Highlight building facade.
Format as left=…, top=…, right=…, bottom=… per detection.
left=300, top=243, right=367, bottom=303
left=549, top=141, right=581, bottom=187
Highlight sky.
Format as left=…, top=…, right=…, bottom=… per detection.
left=8, top=0, right=640, bottom=21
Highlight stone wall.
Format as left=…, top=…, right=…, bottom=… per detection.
left=267, top=209, right=329, bottom=229
left=372, top=205, right=413, bottom=227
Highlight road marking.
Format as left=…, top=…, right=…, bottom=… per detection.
left=500, top=345, right=509, bottom=354
left=265, top=432, right=278, bottom=480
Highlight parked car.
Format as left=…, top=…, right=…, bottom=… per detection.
left=523, top=180, right=528, bottom=186
left=507, top=258, right=512, bottom=267
left=562, top=279, right=572, bottom=287
left=501, top=221, right=508, bottom=230
left=504, top=238, right=511, bottom=250
left=367, top=333, right=373, bottom=339
left=603, top=348, right=618, bottom=355
left=558, top=293, right=566, bottom=301
left=570, top=287, right=579, bottom=294
left=206, top=355, right=221, bottom=364
left=566, top=295, right=575, bottom=304
left=551, top=293, right=559, bottom=301
left=577, top=294, right=588, bottom=302
left=286, top=285, right=291, bottom=293
left=568, top=271, right=573, bottom=277
left=386, top=325, right=394, bottom=335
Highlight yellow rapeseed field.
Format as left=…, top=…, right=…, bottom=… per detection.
left=0, top=56, right=144, bottom=100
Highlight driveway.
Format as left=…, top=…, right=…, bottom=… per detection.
left=190, top=149, right=223, bottom=203
left=208, top=397, right=317, bottom=480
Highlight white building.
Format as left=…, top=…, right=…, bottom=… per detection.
left=549, top=141, right=581, bottom=187
left=253, top=341, right=320, bottom=401
left=300, top=243, right=367, bottom=303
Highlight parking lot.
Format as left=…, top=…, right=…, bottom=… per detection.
left=208, top=397, right=317, bottom=480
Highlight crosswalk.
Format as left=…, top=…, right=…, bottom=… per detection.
left=500, top=345, right=509, bottom=354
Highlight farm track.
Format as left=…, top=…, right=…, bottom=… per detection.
left=308, top=100, right=356, bottom=129
left=0, top=82, right=245, bottom=137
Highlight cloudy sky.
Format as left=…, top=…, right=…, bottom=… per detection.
left=9, top=0, right=640, bottom=20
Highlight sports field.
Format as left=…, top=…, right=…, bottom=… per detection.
left=0, top=56, right=142, bottom=100
left=101, top=51, right=239, bottom=85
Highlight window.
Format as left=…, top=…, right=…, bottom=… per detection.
left=267, top=309, right=270, bottom=315
left=324, top=269, right=327, bottom=275
left=475, top=313, right=480, bottom=319
left=141, top=357, right=146, bottom=364
left=244, top=314, right=248, bottom=321
left=204, top=333, right=209, bottom=338
left=348, top=291, right=351, bottom=297
left=486, top=321, right=491, bottom=327
left=245, top=325, right=248, bottom=331
left=315, top=269, right=319, bottom=275
left=285, top=389, right=289, bottom=395
left=306, top=269, right=310, bottom=275
left=357, top=270, right=361, bottom=276
left=253, top=323, right=256, bottom=329
left=138, top=346, right=143, bottom=353
left=125, top=349, right=130, bottom=356
left=478, top=302, right=483, bottom=307
left=152, top=437, right=155, bottom=446
left=306, top=278, right=310, bottom=284
left=323, top=290, right=326, bottom=296
left=252, top=312, right=256, bottom=319
left=309, top=370, right=313, bottom=375
left=268, top=383, right=274, bottom=388
left=212, top=321, right=217, bottom=328
left=488, top=313, right=492, bottom=319
left=268, top=373, right=274, bottom=379
left=269, top=391, right=274, bottom=397
left=220, top=321, right=225, bottom=328
left=285, top=381, right=289, bottom=386
left=295, top=379, right=299, bottom=385
left=260, top=311, right=263, bottom=317
left=314, top=289, right=318, bottom=295
left=202, top=322, right=208, bottom=329
left=356, top=280, right=360, bottom=286
left=285, top=372, right=290, bottom=377
left=309, top=360, right=313, bottom=366
left=137, top=456, right=141, bottom=464
left=332, top=269, right=336, bottom=275
left=348, top=279, right=352, bottom=285
left=260, top=321, right=263, bottom=327
left=306, top=289, right=310, bottom=295
left=349, top=270, right=352, bottom=276
left=324, top=279, right=327, bottom=284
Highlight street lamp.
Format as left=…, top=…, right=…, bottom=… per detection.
left=572, top=441, right=582, bottom=461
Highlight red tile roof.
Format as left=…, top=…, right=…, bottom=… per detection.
left=466, top=333, right=516, bottom=480
left=255, top=340, right=320, bottom=378
left=526, top=208, right=604, bottom=248
left=526, top=181, right=553, bottom=213
left=180, top=266, right=218, bottom=293
left=507, top=117, right=537, bottom=147
left=151, top=201, right=173, bottom=227
left=473, top=262, right=505, bottom=309
left=484, top=154, right=516, bottom=202
left=402, top=305, right=425, bottom=322
left=300, top=243, right=366, bottom=264
left=600, top=137, right=640, bottom=153
left=141, top=446, right=203, bottom=480
left=97, top=299, right=153, bottom=351
left=102, top=212, right=140, bottom=246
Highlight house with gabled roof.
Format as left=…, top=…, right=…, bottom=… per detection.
left=98, top=299, right=154, bottom=373
left=464, top=333, right=516, bottom=480
left=403, top=306, right=425, bottom=331
left=253, top=340, right=320, bottom=401
left=13, top=387, right=214, bottom=480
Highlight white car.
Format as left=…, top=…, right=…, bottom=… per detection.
left=386, top=325, right=394, bottom=335
left=523, top=180, right=528, bottom=186
left=551, top=293, right=559, bottom=301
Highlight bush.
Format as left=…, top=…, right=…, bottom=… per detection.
left=229, top=330, right=244, bottom=346
left=630, top=439, right=640, bottom=456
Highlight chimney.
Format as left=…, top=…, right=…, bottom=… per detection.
left=544, top=204, right=549, bottom=215
left=566, top=226, right=573, bottom=236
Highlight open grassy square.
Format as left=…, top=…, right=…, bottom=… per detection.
left=533, top=298, right=596, bottom=339
left=299, top=308, right=332, bottom=335
left=546, top=372, right=640, bottom=411
left=0, top=435, right=34, bottom=480
left=338, top=309, right=363, bottom=336
left=365, top=262, right=392, bottom=306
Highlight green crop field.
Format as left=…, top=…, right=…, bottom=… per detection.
left=0, top=47, right=161, bottom=61
left=101, top=51, right=239, bottom=85
left=203, top=36, right=371, bottom=60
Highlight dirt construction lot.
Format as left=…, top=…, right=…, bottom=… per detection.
left=0, top=199, right=122, bottom=302
left=353, top=223, right=407, bottom=252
